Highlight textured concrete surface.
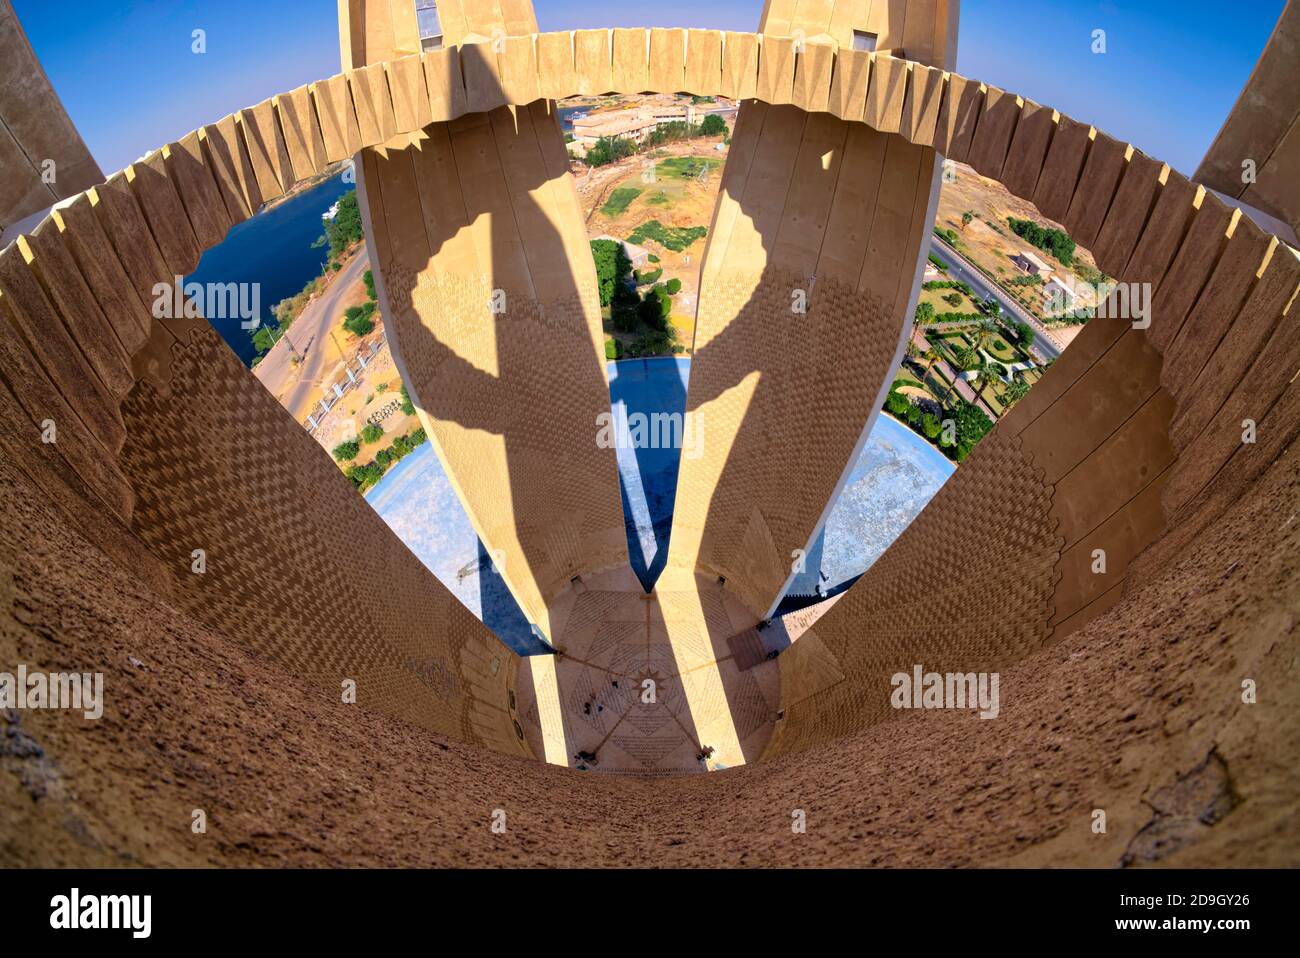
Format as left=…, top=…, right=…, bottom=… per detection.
left=2, top=2, right=1299, bottom=868
left=2, top=428, right=1296, bottom=866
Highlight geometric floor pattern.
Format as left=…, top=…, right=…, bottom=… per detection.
left=516, top=568, right=780, bottom=774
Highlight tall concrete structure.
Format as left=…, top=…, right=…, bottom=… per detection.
left=1196, top=0, right=1300, bottom=239
left=666, top=0, right=957, bottom=620
left=0, top=0, right=102, bottom=231
left=344, top=4, right=626, bottom=645
left=2, top=0, right=1299, bottom=863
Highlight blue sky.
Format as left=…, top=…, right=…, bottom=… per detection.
left=14, top=0, right=1284, bottom=176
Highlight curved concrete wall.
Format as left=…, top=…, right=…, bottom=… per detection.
left=0, top=0, right=103, bottom=229
left=1196, top=0, right=1300, bottom=236
left=0, top=17, right=1296, bottom=851
left=665, top=3, right=955, bottom=620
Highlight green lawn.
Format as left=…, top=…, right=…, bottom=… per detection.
left=628, top=219, right=708, bottom=252
left=656, top=156, right=722, bottom=179
left=986, top=336, right=1019, bottom=363
left=600, top=186, right=642, bottom=217
left=919, top=286, right=980, bottom=315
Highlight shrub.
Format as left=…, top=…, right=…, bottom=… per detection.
left=361, top=422, right=383, bottom=444
left=943, top=292, right=962, bottom=307
left=922, top=413, right=942, bottom=439
left=886, top=391, right=909, bottom=416
left=922, top=279, right=972, bottom=296
left=635, top=267, right=663, bottom=285
left=665, top=278, right=682, bottom=295
left=906, top=403, right=923, bottom=425
left=927, top=253, right=949, bottom=272
left=399, top=384, right=415, bottom=416
left=332, top=439, right=360, bottom=462
left=343, top=301, right=376, bottom=336
left=605, top=338, right=623, bottom=360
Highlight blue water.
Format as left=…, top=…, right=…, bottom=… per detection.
left=185, top=172, right=355, bottom=367
left=366, top=357, right=954, bottom=648
left=608, top=357, right=691, bottom=590
left=558, top=104, right=585, bottom=132
left=366, top=442, right=546, bottom=655
left=787, top=413, right=954, bottom=599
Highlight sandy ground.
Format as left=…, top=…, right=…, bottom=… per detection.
left=307, top=336, right=422, bottom=461
left=254, top=245, right=370, bottom=422
left=577, top=133, right=729, bottom=350
left=936, top=161, right=1103, bottom=322
left=4, top=420, right=1297, bottom=867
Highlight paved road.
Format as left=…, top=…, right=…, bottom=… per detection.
left=928, top=237, right=1061, bottom=362
left=255, top=250, right=370, bottom=419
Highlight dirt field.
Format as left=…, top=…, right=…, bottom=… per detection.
left=577, top=138, right=728, bottom=351
left=935, top=161, right=1104, bottom=321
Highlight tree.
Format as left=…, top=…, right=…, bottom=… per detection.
left=321, top=190, right=364, bottom=260
left=921, top=347, right=940, bottom=390
left=665, top=277, right=682, bottom=295
left=591, top=238, right=632, bottom=307
left=363, top=269, right=376, bottom=300
left=583, top=135, right=636, bottom=167
left=960, top=210, right=974, bottom=232
left=700, top=113, right=727, bottom=136
left=1007, top=216, right=1076, bottom=266
left=638, top=285, right=671, bottom=330
left=332, top=439, right=360, bottom=462
left=974, top=360, right=1003, bottom=402
left=952, top=399, right=993, bottom=449
left=361, top=422, right=383, bottom=444
left=1014, top=320, right=1035, bottom=349
left=1003, top=375, right=1031, bottom=407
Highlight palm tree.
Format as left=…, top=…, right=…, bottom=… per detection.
left=974, top=360, right=1003, bottom=408
left=969, top=319, right=996, bottom=354
left=1003, top=377, right=1031, bottom=407
left=921, top=347, right=939, bottom=387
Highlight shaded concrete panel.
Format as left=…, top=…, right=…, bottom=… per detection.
left=1195, top=0, right=1300, bottom=232
left=360, top=106, right=627, bottom=639
left=0, top=0, right=103, bottom=227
